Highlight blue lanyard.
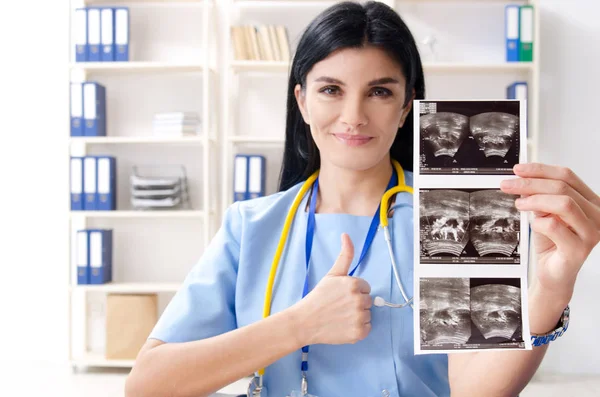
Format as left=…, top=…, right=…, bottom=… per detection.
left=300, top=168, right=398, bottom=374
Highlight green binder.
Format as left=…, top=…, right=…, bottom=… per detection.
left=519, top=5, right=534, bottom=62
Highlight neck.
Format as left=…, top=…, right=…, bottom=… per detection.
left=315, top=155, right=393, bottom=216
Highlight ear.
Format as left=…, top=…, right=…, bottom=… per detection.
left=294, top=83, right=310, bottom=125
left=398, top=89, right=416, bottom=128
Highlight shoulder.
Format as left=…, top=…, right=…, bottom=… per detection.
left=224, top=182, right=304, bottom=227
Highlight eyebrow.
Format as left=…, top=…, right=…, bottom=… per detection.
left=313, top=76, right=400, bottom=86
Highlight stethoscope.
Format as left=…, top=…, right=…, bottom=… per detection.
left=247, top=158, right=414, bottom=397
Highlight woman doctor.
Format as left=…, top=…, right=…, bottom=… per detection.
left=125, top=2, right=600, bottom=397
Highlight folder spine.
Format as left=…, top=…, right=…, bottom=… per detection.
left=233, top=154, right=248, bottom=202
left=506, top=81, right=528, bottom=100
left=115, top=7, right=129, bottom=62
left=83, top=82, right=106, bottom=137
left=89, top=229, right=112, bottom=284
left=505, top=5, right=520, bottom=62
left=76, top=230, right=90, bottom=285
left=97, top=156, right=117, bottom=211
left=248, top=155, right=266, bottom=199
left=70, top=157, right=84, bottom=211
left=87, top=8, right=101, bottom=62
left=101, top=8, right=116, bottom=62
left=75, top=8, right=88, bottom=62
left=84, top=156, right=98, bottom=210
left=519, top=5, right=534, bottom=62
left=70, top=83, right=84, bottom=136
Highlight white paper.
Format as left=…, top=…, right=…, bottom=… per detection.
left=130, top=174, right=180, bottom=188
left=413, top=99, right=531, bottom=355
left=131, top=196, right=181, bottom=208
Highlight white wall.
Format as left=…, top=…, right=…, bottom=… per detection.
left=536, top=0, right=600, bottom=375
left=0, top=1, right=70, bottom=365
left=0, top=0, right=598, bottom=375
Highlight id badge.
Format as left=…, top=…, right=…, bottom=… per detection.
left=288, top=391, right=318, bottom=397
left=246, top=376, right=263, bottom=397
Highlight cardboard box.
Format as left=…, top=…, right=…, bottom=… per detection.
left=105, top=293, right=158, bottom=360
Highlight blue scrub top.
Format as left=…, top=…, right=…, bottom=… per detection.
left=149, top=170, right=450, bottom=397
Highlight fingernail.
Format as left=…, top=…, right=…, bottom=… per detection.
left=514, top=164, right=526, bottom=172
left=515, top=198, right=523, bottom=207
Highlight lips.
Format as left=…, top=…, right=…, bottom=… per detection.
left=333, top=133, right=373, bottom=147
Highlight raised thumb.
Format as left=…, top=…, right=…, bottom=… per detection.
left=327, top=233, right=355, bottom=276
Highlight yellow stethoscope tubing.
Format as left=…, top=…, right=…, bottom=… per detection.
left=257, top=159, right=409, bottom=377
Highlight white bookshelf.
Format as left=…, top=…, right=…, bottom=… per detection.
left=67, top=0, right=219, bottom=372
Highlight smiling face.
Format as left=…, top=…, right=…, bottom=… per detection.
left=294, top=46, right=413, bottom=171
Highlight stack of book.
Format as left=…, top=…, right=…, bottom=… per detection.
left=231, top=25, right=291, bottom=62
left=152, top=112, right=200, bottom=137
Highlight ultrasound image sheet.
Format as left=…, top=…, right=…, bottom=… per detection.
left=412, top=100, right=532, bottom=354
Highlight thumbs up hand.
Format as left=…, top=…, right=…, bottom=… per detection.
left=291, top=233, right=373, bottom=346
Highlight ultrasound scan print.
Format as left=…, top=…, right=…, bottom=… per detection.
left=470, top=112, right=519, bottom=158
left=419, top=101, right=521, bottom=175
left=470, top=284, right=522, bottom=340
left=420, top=190, right=470, bottom=257
left=420, top=112, right=470, bottom=157
left=469, top=190, right=520, bottom=258
left=420, top=278, right=471, bottom=346
left=420, top=189, right=520, bottom=264
left=420, top=278, right=524, bottom=351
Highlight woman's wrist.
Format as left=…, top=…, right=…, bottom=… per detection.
left=284, top=303, right=315, bottom=349
left=528, top=283, right=571, bottom=335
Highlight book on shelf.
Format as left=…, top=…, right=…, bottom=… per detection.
left=231, top=25, right=290, bottom=62
left=152, top=112, right=201, bottom=137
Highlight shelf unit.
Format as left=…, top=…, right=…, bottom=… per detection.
left=222, top=0, right=540, bottom=212
left=67, top=0, right=219, bottom=372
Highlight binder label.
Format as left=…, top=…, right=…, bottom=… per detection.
left=83, top=83, right=97, bottom=120
left=90, top=231, right=102, bottom=269
left=521, top=7, right=533, bottom=43
left=71, top=158, right=83, bottom=195
left=101, top=9, right=114, bottom=46
left=75, top=9, right=87, bottom=59
left=84, top=157, right=97, bottom=207
left=506, top=7, right=519, bottom=40
left=88, top=8, right=101, bottom=54
left=234, top=155, right=248, bottom=201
